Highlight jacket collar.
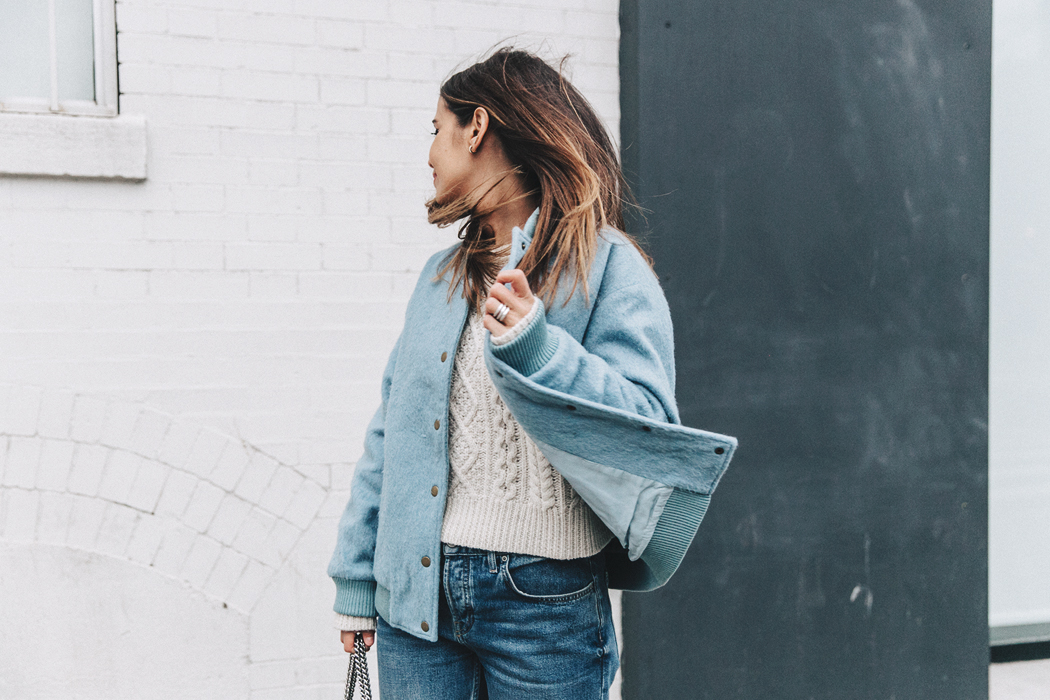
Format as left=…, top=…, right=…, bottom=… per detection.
left=505, top=207, right=540, bottom=271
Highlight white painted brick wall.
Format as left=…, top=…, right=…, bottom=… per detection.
left=0, top=1, right=621, bottom=698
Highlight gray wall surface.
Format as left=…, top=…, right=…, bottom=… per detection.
left=619, top=1, right=990, bottom=697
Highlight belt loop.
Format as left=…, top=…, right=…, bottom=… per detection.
left=487, top=550, right=497, bottom=573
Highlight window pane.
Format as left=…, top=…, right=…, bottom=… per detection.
left=56, top=0, right=95, bottom=102
left=0, top=1, right=52, bottom=102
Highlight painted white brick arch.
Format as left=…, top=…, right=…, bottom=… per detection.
left=0, top=384, right=326, bottom=612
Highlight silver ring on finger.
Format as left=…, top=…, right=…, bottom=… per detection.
left=494, top=302, right=510, bottom=323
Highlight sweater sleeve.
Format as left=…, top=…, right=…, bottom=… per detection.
left=335, top=613, right=377, bottom=632
left=489, top=297, right=540, bottom=348
left=326, top=333, right=402, bottom=619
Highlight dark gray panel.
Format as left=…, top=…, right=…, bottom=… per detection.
left=620, top=1, right=990, bottom=698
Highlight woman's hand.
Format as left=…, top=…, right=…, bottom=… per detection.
left=341, top=629, right=375, bottom=653
left=483, top=270, right=535, bottom=338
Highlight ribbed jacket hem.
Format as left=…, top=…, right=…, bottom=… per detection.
left=440, top=492, right=615, bottom=560
left=639, top=488, right=712, bottom=583
left=333, top=578, right=377, bottom=618
left=489, top=299, right=559, bottom=377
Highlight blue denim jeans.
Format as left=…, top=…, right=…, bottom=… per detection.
left=376, top=543, right=619, bottom=699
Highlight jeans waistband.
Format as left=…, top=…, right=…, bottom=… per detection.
left=440, top=542, right=607, bottom=562
left=441, top=543, right=489, bottom=555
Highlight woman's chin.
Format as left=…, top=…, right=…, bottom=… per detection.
left=430, top=189, right=462, bottom=208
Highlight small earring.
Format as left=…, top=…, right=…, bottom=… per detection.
left=468, top=142, right=476, bottom=154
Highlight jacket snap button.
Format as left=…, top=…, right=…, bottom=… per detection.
left=421, top=621, right=429, bottom=632
left=431, top=485, right=439, bottom=497
left=434, top=419, right=440, bottom=430
left=421, top=556, right=431, bottom=567
left=643, top=425, right=652, bottom=432
left=441, top=351, right=448, bottom=362
left=566, top=405, right=576, bottom=411
left=715, top=447, right=725, bottom=454
left=521, top=242, right=526, bottom=249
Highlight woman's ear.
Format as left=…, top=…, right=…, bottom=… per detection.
left=469, top=107, right=490, bottom=153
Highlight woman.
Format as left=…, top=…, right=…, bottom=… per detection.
left=328, top=48, right=736, bottom=699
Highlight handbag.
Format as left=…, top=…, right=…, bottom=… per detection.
left=343, top=634, right=373, bottom=700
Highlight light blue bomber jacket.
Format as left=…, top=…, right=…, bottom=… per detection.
left=328, top=208, right=738, bottom=642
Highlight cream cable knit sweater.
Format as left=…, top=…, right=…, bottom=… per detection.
left=439, top=302, right=614, bottom=558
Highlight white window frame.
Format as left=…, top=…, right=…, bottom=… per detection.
left=0, top=0, right=144, bottom=180
left=0, top=0, right=118, bottom=117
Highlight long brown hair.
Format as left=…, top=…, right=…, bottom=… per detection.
left=428, top=48, right=650, bottom=308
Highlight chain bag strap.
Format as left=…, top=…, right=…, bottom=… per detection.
left=343, top=634, right=373, bottom=700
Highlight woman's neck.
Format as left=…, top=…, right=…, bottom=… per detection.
left=480, top=196, right=538, bottom=248
left=471, top=166, right=539, bottom=248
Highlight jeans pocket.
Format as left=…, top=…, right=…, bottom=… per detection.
left=502, top=553, right=596, bottom=603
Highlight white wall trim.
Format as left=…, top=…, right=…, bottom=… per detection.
left=0, top=112, right=147, bottom=180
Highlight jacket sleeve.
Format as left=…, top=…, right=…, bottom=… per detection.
left=327, top=333, right=401, bottom=618
left=485, top=269, right=736, bottom=592
left=488, top=278, right=679, bottom=424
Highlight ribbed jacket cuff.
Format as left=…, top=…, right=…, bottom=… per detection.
left=333, top=578, right=377, bottom=618
left=489, top=298, right=559, bottom=376
left=639, top=488, right=712, bottom=584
